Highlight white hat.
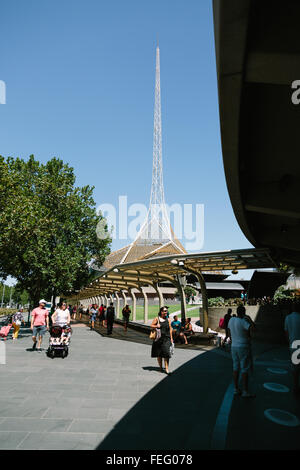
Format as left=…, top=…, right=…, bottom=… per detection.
left=39, top=299, right=47, bottom=304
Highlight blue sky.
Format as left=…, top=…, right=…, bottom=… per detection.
left=0, top=0, right=254, bottom=281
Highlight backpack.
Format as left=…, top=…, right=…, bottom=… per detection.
left=219, top=317, right=226, bottom=329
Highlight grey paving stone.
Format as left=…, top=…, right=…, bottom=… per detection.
left=0, top=431, right=29, bottom=449
left=17, top=432, right=104, bottom=450
left=0, top=323, right=205, bottom=450
left=89, top=385, right=115, bottom=394
left=1, top=418, right=72, bottom=432
left=24, top=376, right=74, bottom=384
left=9, top=383, right=42, bottom=393
left=113, top=389, right=145, bottom=398
left=68, top=419, right=115, bottom=434
left=39, top=383, right=90, bottom=392
left=44, top=406, right=108, bottom=420
left=108, top=408, right=134, bottom=421
left=0, top=383, right=15, bottom=391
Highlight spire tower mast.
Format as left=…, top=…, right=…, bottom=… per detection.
left=103, top=44, right=186, bottom=269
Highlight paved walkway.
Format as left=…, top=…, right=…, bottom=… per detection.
left=0, top=321, right=299, bottom=450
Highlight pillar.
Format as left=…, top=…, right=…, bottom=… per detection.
left=115, top=292, right=120, bottom=318
left=141, top=287, right=148, bottom=324
left=121, top=290, right=127, bottom=309
left=154, top=283, right=164, bottom=309
left=182, top=268, right=209, bottom=334
left=196, top=272, right=209, bottom=334
left=175, top=275, right=187, bottom=327
left=130, top=288, right=136, bottom=322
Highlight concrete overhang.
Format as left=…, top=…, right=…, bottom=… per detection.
left=213, top=0, right=300, bottom=267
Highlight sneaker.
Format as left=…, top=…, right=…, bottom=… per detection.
left=241, top=391, right=255, bottom=398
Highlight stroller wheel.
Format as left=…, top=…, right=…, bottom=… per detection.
left=62, top=350, right=66, bottom=359
left=51, top=349, right=55, bottom=359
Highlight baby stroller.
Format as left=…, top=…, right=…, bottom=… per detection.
left=47, top=324, right=72, bottom=359
left=0, top=324, right=12, bottom=341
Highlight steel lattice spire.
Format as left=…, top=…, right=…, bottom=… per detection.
left=143, top=44, right=172, bottom=243
left=119, top=44, right=186, bottom=263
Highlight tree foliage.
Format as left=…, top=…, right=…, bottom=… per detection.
left=0, top=155, right=111, bottom=305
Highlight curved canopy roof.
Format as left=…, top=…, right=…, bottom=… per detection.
left=71, top=248, right=276, bottom=300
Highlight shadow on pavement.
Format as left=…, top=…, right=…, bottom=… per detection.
left=97, top=349, right=232, bottom=450
left=142, top=366, right=164, bottom=372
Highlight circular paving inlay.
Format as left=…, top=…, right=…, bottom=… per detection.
left=267, top=367, right=288, bottom=375
left=264, top=382, right=289, bottom=393
left=264, top=409, right=300, bottom=427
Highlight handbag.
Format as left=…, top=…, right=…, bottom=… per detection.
left=15, top=320, right=21, bottom=326
left=149, top=317, right=161, bottom=341
left=169, top=343, right=175, bottom=357
left=149, top=329, right=156, bottom=340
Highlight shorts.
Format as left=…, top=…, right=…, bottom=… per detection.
left=91, top=314, right=97, bottom=321
left=231, top=346, right=251, bottom=373
left=33, top=325, right=47, bottom=337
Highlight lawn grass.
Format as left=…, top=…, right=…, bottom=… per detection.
left=134, top=304, right=201, bottom=321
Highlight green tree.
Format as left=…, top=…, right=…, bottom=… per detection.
left=0, top=155, right=111, bottom=307
left=175, top=286, right=197, bottom=303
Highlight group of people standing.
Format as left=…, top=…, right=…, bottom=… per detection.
left=88, top=302, right=117, bottom=335
left=85, top=302, right=132, bottom=334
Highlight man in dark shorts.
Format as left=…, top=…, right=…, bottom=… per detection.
left=30, top=300, right=49, bottom=351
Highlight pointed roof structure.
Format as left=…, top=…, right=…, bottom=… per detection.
left=102, top=45, right=186, bottom=270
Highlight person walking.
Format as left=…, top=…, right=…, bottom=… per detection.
left=222, top=308, right=232, bottom=347
left=78, top=304, right=84, bottom=321
left=106, top=302, right=115, bottom=335
left=284, top=302, right=300, bottom=395
left=122, top=305, right=131, bottom=332
left=30, top=300, right=49, bottom=351
left=151, top=307, right=174, bottom=375
left=228, top=305, right=255, bottom=397
left=89, top=304, right=98, bottom=330
left=98, top=304, right=105, bottom=327
left=12, top=308, right=25, bottom=340
left=102, top=305, right=107, bottom=327
left=51, top=302, right=71, bottom=327
left=72, top=305, right=77, bottom=321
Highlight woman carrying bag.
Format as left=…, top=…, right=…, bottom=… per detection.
left=150, top=307, right=173, bottom=375
left=12, top=308, right=25, bottom=340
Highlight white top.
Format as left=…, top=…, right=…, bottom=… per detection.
left=228, top=317, right=251, bottom=347
left=54, top=308, right=70, bottom=326
left=284, top=312, right=300, bottom=348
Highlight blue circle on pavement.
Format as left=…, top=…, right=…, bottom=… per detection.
left=267, top=368, right=288, bottom=375
left=263, top=383, right=289, bottom=393
left=264, top=409, right=300, bottom=427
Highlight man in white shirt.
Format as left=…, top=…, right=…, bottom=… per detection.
left=284, top=303, right=300, bottom=395
left=228, top=305, right=255, bottom=398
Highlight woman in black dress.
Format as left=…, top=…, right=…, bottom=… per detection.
left=151, top=307, right=174, bottom=375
